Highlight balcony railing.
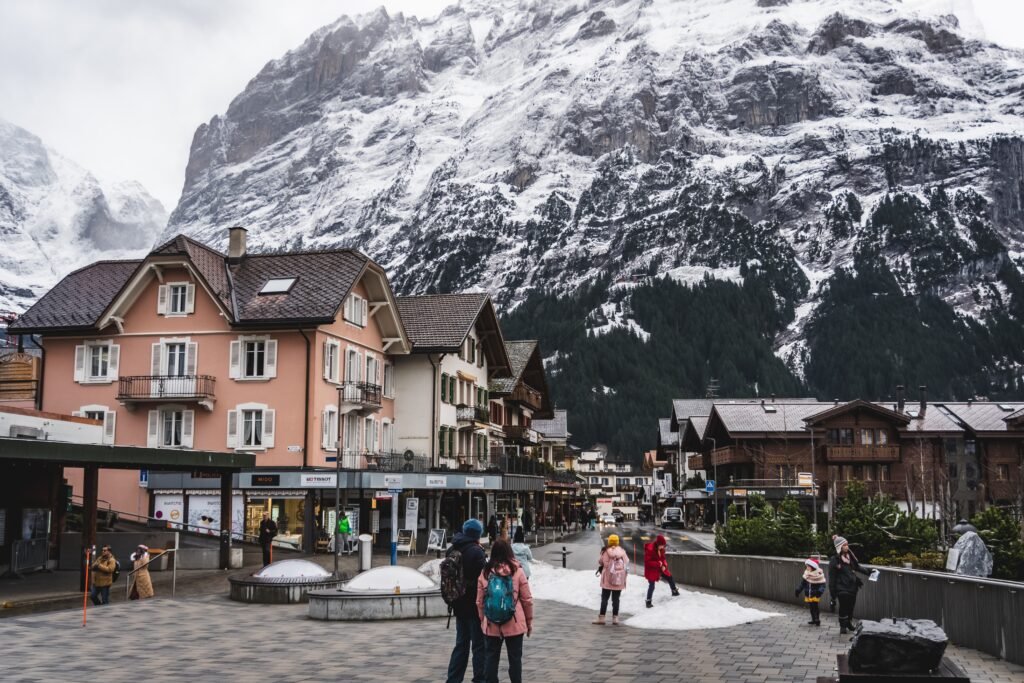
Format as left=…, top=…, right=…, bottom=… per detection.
left=117, top=375, right=215, bottom=402
left=709, top=446, right=752, bottom=466
left=507, top=383, right=543, bottom=411
left=366, top=451, right=429, bottom=473
left=457, top=405, right=490, bottom=424
left=339, top=381, right=382, bottom=410
left=688, top=454, right=705, bottom=470
left=0, top=378, right=38, bottom=401
left=825, top=445, right=900, bottom=463
left=504, top=425, right=540, bottom=445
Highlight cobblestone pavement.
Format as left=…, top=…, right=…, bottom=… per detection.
left=3, top=579, right=1022, bottom=683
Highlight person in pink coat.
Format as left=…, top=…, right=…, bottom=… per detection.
left=593, top=534, right=629, bottom=625
left=476, top=539, right=534, bottom=683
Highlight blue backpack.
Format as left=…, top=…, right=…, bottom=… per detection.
left=482, top=571, right=517, bottom=625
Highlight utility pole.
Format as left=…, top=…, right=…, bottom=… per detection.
left=708, top=437, right=718, bottom=527
left=810, top=429, right=817, bottom=533
left=334, top=386, right=343, bottom=578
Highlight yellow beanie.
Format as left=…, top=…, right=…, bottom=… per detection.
left=608, top=534, right=620, bottom=546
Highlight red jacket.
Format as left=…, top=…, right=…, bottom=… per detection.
left=643, top=536, right=670, bottom=582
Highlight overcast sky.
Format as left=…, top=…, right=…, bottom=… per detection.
left=0, top=0, right=1019, bottom=210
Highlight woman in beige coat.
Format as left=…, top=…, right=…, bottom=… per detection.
left=130, top=545, right=155, bottom=599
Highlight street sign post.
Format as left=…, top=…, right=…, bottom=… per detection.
left=388, top=487, right=403, bottom=566
left=705, top=480, right=716, bottom=494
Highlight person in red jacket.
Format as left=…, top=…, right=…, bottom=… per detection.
left=643, top=534, right=679, bottom=608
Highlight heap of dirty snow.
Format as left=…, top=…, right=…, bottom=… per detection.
left=529, top=562, right=780, bottom=630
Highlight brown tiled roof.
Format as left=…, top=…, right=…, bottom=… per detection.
left=533, top=409, right=568, bottom=440
left=229, top=250, right=367, bottom=323
left=937, top=402, right=1024, bottom=433
left=491, top=340, right=538, bottom=393
left=395, top=293, right=489, bottom=350
left=9, top=260, right=141, bottom=331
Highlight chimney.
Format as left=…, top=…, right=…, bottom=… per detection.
left=770, top=393, right=776, bottom=403
left=228, top=226, right=247, bottom=262
left=919, top=385, right=927, bottom=415
left=896, top=385, right=905, bottom=414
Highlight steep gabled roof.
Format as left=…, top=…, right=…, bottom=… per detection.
left=711, top=401, right=830, bottom=436
left=491, top=340, right=538, bottom=394
left=670, top=399, right=715, bottom=431
left=396, top=293, right=511, bottom=373
left=533, top=409, right=569, bottom=440
left=9, top=261, right=141, bottom=332
left=804, top=399, right=911, bottom=427
left=658, top=418, right=678, bottom=449
left=152, top=235, right=232, bottom=312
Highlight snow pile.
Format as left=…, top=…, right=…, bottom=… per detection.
left=529, top=562, right=780, bottom=630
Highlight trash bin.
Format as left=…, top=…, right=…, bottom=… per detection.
left=358, top=534, right=373, bottom=573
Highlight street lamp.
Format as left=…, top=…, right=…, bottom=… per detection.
left=708, top=437, right=718, bottom=528
left=334, top=385, right=343, bottom=578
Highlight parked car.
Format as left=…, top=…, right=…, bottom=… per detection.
left=599, top=513, right=617, bottom=525
left=659, top=507, right=683, bottom=528
left=611, top=508, right=625, bottom=524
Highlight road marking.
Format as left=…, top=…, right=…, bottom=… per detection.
left=640, top=536, right=650, bottom=541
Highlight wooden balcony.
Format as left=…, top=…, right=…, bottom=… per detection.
left=507, top=384, right=543, bottom=411
left=825, top=445, right=900, bottom=463
left=688, top=454, right=705, bottom=470
left=504, top=425, right=540, bottom=445
left=709, top=446, right=752, bottom=466
left=117, top=375, right=215, bottom=409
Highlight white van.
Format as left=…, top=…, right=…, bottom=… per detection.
left=659, top=507, right=683, bottom=529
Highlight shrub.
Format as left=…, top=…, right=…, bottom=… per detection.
left=830, top=480, right=939, bottom=560
left=868, top=551, right=946, bottom=571
left=971, top=507, right=1024, bottom=581
left=716, top=495, right=815, bottom=557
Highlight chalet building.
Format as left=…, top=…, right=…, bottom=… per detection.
left=488, top=340, right=553, bottom=463
left=673, top=391, right=1024, bottom=526
left=9, top=228, right=414, bottom=550
left=533, top=409, right=571, bottom=470
left=578, top=449, right=653, bottom=513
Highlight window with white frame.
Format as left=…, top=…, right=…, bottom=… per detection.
left=381, top=420, right=393, bottom=453
left=366, top=354, right=379, bottom=388
left=75, top=405, right=116, bottom=444
left=344, top=413, right=360, bottom=452
left=364, top=416, right=378, bottom=453
left=230, top=336, right=277, bottom=380
left=152, top=339, right=196, bottom=378
left=345, top=348, right=360, bottom=383
left=322, top=406, right=339, bottom=450
left=344, top=293, right=367, bottom=327
left=157, top=282, right=195, bottom=316
left=226, top=403, right=275, bottom=450
left=383, top=363, right=394, bottom=398
left=73, top=341, right=120, bottom=383
left=147, top=406, right=193, bottom=448
left=323, top=339, right=341, bottom=383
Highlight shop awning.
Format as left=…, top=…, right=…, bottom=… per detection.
left=0, top=437, right=255, bottom=472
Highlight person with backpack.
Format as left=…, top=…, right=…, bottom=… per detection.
left=476, top=539, right=533, bottom=683
left=593, top=534, right=629, bottom=625
left=643, top=534, right=679, bottom=608
left=89, top=545, right=118, bottom=605
left=511, top=527, right=534, bottom=579
left=444, top=519, right=488, bottom=683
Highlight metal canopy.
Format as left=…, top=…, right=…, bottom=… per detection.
left=0, top=436, right=254, bottom=471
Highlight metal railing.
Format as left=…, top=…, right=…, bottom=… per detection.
left=117, top=375, right=215, bottom=401
left=508, top=383, right=543, bottom=411
left=339, top=381, right=382, bottom=408
left=7, top=538, right=49, bottom=577
left=366, top=451, right=429, bottom=472
left=456, top=405, right=490, bottom=423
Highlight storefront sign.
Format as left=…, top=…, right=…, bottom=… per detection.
left=384, top=474, right=404, bottom=488
left=374, top=491, right=393, bottom=500
left=251, top=474, right=281, bottom=486
left=138, top=469, right=148, bottom=487
left=405, top=498, right=419, bottom=532
left=154, top=494, right=184, bottom=529
left=465, top=477, right=485, bottom=488
left=426, top=476, right=448, bottom=488
left=299, top=473, right=337, bottom=488
left=798, top=472, right=813, bottom=487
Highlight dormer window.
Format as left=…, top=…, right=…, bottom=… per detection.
left=259, top=277, right=297, bottom=295
left=158, top=282, right=195, bottom=316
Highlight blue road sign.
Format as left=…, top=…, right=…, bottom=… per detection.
left=705, top=480, right=716, bottom=494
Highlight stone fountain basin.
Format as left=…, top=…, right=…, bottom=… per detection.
left=229, top=559, right=343, bottom=604
left=308, top=565, right=447, bottom=621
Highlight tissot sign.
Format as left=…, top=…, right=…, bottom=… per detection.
left=300, top=473, right=337, bottom=488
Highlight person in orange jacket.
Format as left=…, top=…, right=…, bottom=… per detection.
left=643, top=534, right=679, bottom=608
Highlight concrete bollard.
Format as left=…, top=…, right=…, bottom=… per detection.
left=358, top=534, right=373, bottom=573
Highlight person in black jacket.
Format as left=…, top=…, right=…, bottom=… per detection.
left=258, top=513, right=278, bottom=567
left=828, top=536, right=871, bottom=634
left=446, top=519, right=487, bottom=683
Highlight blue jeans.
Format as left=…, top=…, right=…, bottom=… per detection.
left=90, top=585, right=110, bottom=605
left=446, top=611, right=485, bottom=683
left=485, top=634, right=524, bottom=683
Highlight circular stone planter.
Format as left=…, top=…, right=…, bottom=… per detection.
left=308, top=565, right=447, bottom=621
left=229, top=559, right=343, bottom=604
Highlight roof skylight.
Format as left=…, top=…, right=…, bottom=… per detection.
left=259, top=277, right=297, bottom=295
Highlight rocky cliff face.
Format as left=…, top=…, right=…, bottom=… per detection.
left=0, top=119, right=166, bottom=312
left=167, top=0, right=1024, bottom=385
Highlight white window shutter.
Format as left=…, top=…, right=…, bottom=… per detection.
left=103, top=411, right=116, bottom=444
left=322, top=341, right=330, bottom=380
left=185, top=283, right=196, bottom=313
left=227, top=410, right=238, bottom=449
left=322, top=410, right=330, bottom=450
left=229, top=340, right=241, bottom=379
left=265, top=339, right=278, bottom=378
left=182, top=410, right=194, bottom=448
left=157, top=284, right=168, bottom=315
left=151, top=343, right=161, bottom=375
left=263, top=409, right=275, bottom=448
left=361, top=298, right=368, bottom=326
left=108, top=344, right=120, bottom=381
left=147, top=410, right=159, bottom=448
left=186, top=342, right=197, bottom=375
left=74, top=345, right=86, bottom=382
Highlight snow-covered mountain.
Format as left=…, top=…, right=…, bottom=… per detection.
left=0, top=118, right=167, bottom=312
left=167, top=0, right=1024, bottom=378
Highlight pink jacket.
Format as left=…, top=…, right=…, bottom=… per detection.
left=599, top=546, right=629, bottom=590
left=476, top=560, right=534, bottom=638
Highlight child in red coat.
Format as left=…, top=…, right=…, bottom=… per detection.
left=643, top=535, right=679, bottom=608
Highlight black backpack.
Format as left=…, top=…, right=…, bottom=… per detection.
left=440, top=548, right=465, bottom=608
left=112, top=559, right=121, bottom=583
